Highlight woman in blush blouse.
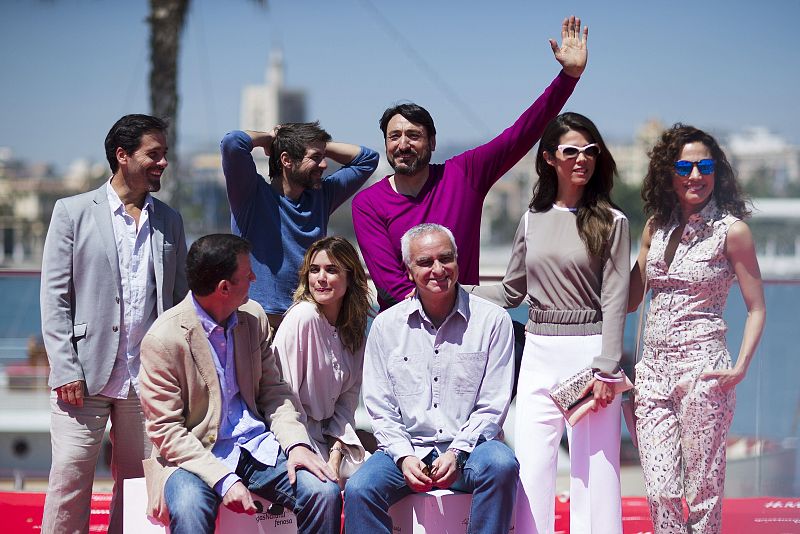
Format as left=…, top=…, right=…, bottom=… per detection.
left=628, top=125, right=765, bottom=533
left=273, top=236, right=372, bottom=486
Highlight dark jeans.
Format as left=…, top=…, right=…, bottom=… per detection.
left=344, top=439, right=519, bottom=534
left=164, top=449, right=341, bottom=534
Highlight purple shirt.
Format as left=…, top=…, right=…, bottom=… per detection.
left=352, top=71, right=578, bottom=310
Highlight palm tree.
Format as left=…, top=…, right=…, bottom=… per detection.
left=147, top=0, right=266, bottom=206
left=147, top=0, right=188, bottom=205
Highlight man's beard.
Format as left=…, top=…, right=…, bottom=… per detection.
left=147, top=177, right=162, bottom=192
left=144, top=168, right=163, bottom=192
left=287, top=168, right=322, bottom=190
left=388, top=147, right=431, bottom=176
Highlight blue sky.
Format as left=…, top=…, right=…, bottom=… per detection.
left=2, top=0, right=799, bottom=171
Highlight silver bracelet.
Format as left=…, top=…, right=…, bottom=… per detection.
left=593, top=371, right=624, bottom=383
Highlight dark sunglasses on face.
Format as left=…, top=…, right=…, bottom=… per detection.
left=557, top=143, right=601, bottom=159
left=674, top=159, right=715, bottom=176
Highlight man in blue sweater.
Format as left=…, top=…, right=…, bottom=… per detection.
left=221, top=123, right=379, bottom=329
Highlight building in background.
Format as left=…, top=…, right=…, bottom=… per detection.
left=179, top=151, right=230, bottom=240
left=176, top=47, right=312, bottom=240
left=480, top=152, right=537, bottom=244
left=749, top=197, right=800, bottom=277
left=610, top=118, right=664, bottom=186
left=0, top=148, right=105, bottom=268
left=728, top=127, right=800, bottom=196
left=232, top=47, right=309, bottom=178
left=239, top=48, right=307, bottom=132
left=3, top=88, right=798, bottom=273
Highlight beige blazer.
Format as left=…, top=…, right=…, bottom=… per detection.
left=138, top=295, right=310, bottom=524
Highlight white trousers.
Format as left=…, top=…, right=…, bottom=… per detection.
left=42, top=389, right=151, bottom=534
left=514, top=333, right=623, bottom=534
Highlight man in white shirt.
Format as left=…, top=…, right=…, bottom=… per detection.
left=344, top=223, right=518, bottom=534
left=40, top=114, right=188, bottom=533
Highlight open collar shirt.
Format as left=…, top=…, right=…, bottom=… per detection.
left=100, top=180, right=157, bottom=398
left=362, top=286, right=514, bottom=463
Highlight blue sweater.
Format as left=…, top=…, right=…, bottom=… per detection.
left=221, top=130, right=379, bottom=315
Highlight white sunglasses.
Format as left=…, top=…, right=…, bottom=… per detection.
left=556, top=143, right=601, bottom=158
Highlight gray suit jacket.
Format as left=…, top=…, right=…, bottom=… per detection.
left=40, top=183, right=188, bottom=395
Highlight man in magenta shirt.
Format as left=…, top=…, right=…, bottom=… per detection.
left=352, top=16, right=589, bottom=310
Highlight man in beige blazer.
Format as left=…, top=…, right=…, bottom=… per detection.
left=138, top=234, right=341, bottom=534
left=40, top=114, right=188, bottom=534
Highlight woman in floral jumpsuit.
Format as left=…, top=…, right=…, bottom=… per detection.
left=628, top=124, right=766, bottom=533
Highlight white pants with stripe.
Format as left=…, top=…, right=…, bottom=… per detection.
left=514, top=332, right=623, bottom=534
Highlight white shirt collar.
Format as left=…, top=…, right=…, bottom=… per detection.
left=106, top=178, right=154, bottom=216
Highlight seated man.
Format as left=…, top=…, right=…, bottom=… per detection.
left=138, top=234, right=340, bottom=534
left=344, top=223, right=519, bottom=534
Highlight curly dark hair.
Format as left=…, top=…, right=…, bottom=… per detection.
left=531, top=112, right=621, bottom=257
left=642, top=124, right=750, bottom=226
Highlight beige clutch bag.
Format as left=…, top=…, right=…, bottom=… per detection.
left=549, top=366, right=633, bottom=426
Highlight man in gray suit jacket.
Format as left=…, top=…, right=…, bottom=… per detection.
left=40, top=114, right=188, bottom=534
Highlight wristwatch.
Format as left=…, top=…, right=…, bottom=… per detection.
left=447, top=448, right=469, bottom=471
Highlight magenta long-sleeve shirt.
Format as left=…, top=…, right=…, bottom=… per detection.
left=352, top=71, right=579, bottom=310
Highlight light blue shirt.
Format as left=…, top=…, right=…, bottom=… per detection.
left=363, top=286, right=515, bottom=464
left=191, top=295, right=280, bottom=497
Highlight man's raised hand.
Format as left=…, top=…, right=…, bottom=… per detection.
left=550, top=15, right=588, bottom=78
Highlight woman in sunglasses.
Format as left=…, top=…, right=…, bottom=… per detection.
left=272, top=236, right=372, bottom=488
left=469, top=112, right=629, bottom=533
left=628, top=124, right=765, bottom=533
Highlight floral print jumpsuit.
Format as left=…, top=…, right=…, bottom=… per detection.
left=636, top=198, right=738, bottom=533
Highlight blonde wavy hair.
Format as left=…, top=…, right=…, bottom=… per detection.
left=293, top=237, right=372, bottom=353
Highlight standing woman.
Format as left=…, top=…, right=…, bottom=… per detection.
left=470, top=112, right=629, bottom=533
left=628, top=125, right=765, bottom=533
left=273, top=236, right=372, bottom=486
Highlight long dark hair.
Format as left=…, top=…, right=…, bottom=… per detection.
left=294, top=237, right=371, bottom=354
left=642, top=124, right=750, bottom=226
left=531, top=112, right=620, bottom=257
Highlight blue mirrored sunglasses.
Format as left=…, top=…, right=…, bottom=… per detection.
left=674, top=159, right=715, bottom=176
